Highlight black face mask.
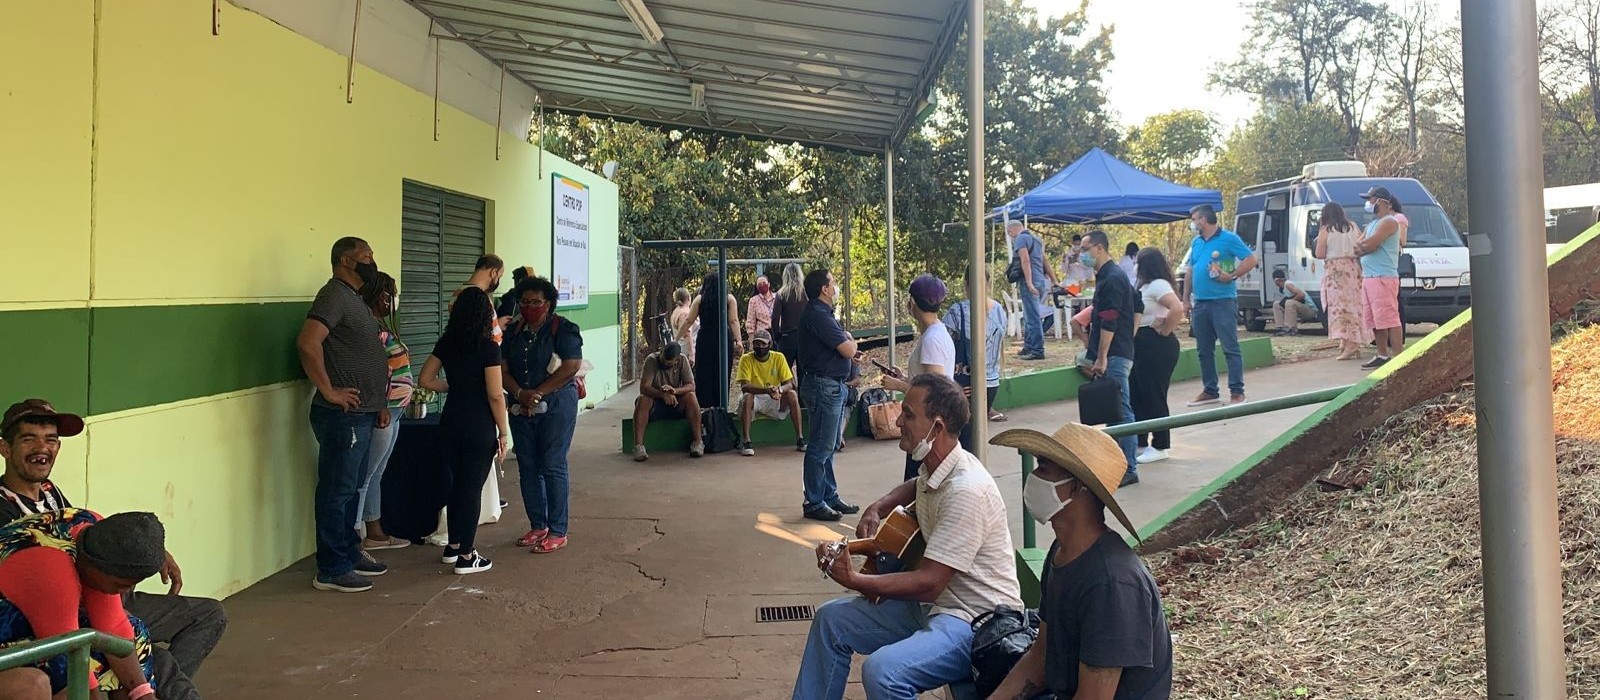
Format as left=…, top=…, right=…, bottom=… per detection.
left=354, top=261, right=379, bottom=287
left=754, top=348, right=771, bottom=361
left=487, top=278, right=501, bottom=294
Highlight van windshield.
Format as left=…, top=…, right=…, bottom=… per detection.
left=1308, top=203, right=1465, bottom=249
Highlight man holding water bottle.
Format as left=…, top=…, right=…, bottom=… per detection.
left=1178, top=204, right=1258, bottom=406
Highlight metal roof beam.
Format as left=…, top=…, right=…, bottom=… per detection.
left=541, top=95, right=882, bottom=151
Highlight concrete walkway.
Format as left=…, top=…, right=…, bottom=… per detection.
left=201, top=356, right=1357, bottom=700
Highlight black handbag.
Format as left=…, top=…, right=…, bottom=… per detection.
left=969, top=606, right=1042, bottom=698
left=1077, top=373, right=1121, bottom=426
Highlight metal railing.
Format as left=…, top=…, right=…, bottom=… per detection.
left=0, top=629, right=136, bottom=700
left=1019, top=384, right=1355, bottom=548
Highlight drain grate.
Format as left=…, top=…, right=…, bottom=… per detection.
left=756, top=604, right=816, bottom=623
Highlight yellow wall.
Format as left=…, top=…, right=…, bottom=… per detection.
left=0, top=0, right=93, bottom=309
left=2, top=0, right=619, bottom=598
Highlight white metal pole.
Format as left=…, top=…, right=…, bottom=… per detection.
left=886, top=146, right=897, bottom=360
left=965, top=0, right=987, bottom=459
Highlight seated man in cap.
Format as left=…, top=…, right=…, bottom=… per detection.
left=631, top=343, right=704, bottom=461
left=796, top=374, right=1022, bottom=700
left=0, top=508, right=167, bottom=699
left=0, top=399, right=224, bottom=700
left=987, top=423, right=1173, bottom=700
left=733, top=329, right=804, bottom=457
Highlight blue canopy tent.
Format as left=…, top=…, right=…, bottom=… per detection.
left=992, top=147, right=1224, bottom=224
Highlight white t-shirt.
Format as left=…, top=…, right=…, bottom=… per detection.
left=1138, top=279, right=1176, bottom=328
left=910, top=320, right=956, bottom=379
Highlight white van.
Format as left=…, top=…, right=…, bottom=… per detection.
left=1232, top=161, right=1472, bottom=330
left=1546, top=183, right=1600, bottom=257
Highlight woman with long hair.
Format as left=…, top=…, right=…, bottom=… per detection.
left=1128, top=248, right=1185, bottom=464
left=355, top=272, right=414, bottom=550
left=418, top=286, right=508, bottom=574
left=502, top=276, right=584, bottom=553
left=770, top=263, right=808, bottom=374
left=676, top=272, right=743, bottom=412
left=1314, top=202, right=1373, bottom=360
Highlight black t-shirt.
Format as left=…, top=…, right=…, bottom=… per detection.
left=1040, top=532, right=1172, bottom=699
left=1088, top=262, right=1141, bottom=362
left=798, top=299, right=852, bottom=381
left=436, top=336, right=502, bottom=427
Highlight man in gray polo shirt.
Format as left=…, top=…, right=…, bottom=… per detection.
left=296, top=237, right=392, bottom=593
left=796, top=374, right=1022, bottom=700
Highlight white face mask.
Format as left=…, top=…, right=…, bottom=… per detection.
left=1023, top=473, right=1075, bottom=524
left=910, top=420, right=942, bottom=461
left=1363, top=200, right=1377, bottom=214
left=1188, top=221, right=1200, bottom=235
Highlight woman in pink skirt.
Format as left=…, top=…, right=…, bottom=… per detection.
left=1315, top=202, right=1373, bottom=360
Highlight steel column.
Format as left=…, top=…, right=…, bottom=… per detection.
left=1460, top=0, right=1566, bottom=695
left=964, top=0, right=988, bottom=461
left=886, top=145, right=897, bottom=361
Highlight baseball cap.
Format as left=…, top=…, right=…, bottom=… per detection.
left=1358, top=186, right=1397, bottom=204
left=909, top=274, right=948, bottom=309
left=1, top=399, right=85, bottom=439
left=752, top=329, right=773, bottom=345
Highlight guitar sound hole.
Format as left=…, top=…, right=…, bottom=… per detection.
left=756, top=605, right=816, bottom=623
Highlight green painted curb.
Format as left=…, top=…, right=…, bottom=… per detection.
left=993, top=336, right=1275, bottom=411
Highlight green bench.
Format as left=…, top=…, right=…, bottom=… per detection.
left=621, top=407, right=861, bottom=452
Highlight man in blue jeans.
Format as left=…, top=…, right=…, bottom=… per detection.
left=1081, top=230, right=1142, bottom=486
left=1007, top=220, right=1050, bottom=360
left=796, top=269, right=862, bottom=522
left=796, top=375, right=1021, bottom=700
left=1179, top=204, right=1258, bottom=406
left=296, top=237, right=393, bottom=593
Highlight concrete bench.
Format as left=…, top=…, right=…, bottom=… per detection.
left=620, top=407, right=862, bottom=453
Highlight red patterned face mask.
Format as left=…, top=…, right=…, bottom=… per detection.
left=521, top=306, right=548, bottom=326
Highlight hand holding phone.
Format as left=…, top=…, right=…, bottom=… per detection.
left=871, top=358, right=904, bottom=379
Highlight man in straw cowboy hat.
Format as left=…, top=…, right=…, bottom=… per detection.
left=987, top=422, right=1172, bottom=699
left=794, top=374, right=1022, bottom=700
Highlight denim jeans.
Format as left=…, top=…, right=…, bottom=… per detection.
left=1018, top=282, right=1046, bottom=356
left=792, top=596, right=975, bottom=700
left=1104, top=355, right=1138, bottom=476
left=801, top=375, right=846, bottom=511
left=509, top=386, right=577, bottom=536
left=1192, top=298, right=1245, bottom=397
left=127, top=591, right=227, bottom=680
left=355, top=407, right=403, bottom=527
left=309, top=405, right=377, bottom=577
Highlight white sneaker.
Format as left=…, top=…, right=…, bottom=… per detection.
left=633, top=445, right=649, bottom=462
left=689, top=441, right=705, bottom=458
left=1136, top=448, right=1169, bottom=464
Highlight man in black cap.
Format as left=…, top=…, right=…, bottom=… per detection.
left=0, top=399, right=224, bottom=700
left=1355, top=186, right=1406, bottom=369
left=630, top=342, right=703, bottom=462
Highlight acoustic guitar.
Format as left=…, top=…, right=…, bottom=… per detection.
left=818, top=505, right=926, bottom=603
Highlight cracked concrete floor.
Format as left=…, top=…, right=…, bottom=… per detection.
left=200, top=359, right=1352, bottom=700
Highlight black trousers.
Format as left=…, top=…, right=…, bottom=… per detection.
left=956, top=385, right=1000, bottom=454
left=1129, top=327, right=1180, bottom=450
left=441, top=418, right=497, bottom=553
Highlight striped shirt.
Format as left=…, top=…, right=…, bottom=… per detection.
left=915, top=446, right=1024, bottom=622
left=380, top=330, right=415, bottom=408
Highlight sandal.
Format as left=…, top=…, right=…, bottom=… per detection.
left=989, top=411, right=1008, bottom=422
left=516, top=529, right=549, bottom=547
left=532, top=535, right=568, bottom=553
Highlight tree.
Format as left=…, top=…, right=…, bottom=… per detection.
left=1125, top=110, right=1219, bottom=181
left=1541, top=0, right=1600, bottom=185
left=1377, top=0, right=1437, bottom=150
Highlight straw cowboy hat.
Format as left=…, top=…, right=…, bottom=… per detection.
left=990, top=422, right=1139, bottom=539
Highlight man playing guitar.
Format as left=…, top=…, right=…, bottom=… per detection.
left=793, top=374, right=1023, bottom=700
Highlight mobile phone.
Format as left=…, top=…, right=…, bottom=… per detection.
left=871, top=358, right=903, bottom=378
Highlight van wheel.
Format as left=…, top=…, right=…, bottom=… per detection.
left=1244, top=310, right=1268, bottom=333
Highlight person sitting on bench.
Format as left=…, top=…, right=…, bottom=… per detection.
left=734, top=330, right=803, bottom=457
left=1271, top=269, right=1318, bottom=336
left=632, top=342, right=702, bottom=461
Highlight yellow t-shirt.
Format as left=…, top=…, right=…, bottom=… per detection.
left=735, top=351, right=793, bottom=389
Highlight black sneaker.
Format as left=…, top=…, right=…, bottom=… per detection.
left=1360, top=356, right=1390, bottom=370
left=740, top=441, right=755, bottom=457
left=355, top=552, right=389, bottom=577
left=1119, top=471, right=1140, bottom=487
left=828, top=501, right=861, bottom=515
left=441, top=545, right=461, bottom=564
left=453, top=551, right=493, bottom=575
left=312, top=572, right=373, bottom=593
left=803, top=506, right=843, bottom=522
left=796, top=438, right=808, bottom=452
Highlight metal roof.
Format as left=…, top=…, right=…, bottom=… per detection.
left=405, top=0, right=966, bottom=152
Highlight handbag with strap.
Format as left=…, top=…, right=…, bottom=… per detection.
left=867, top=400, right=903, bottom=441
left=969, top=606, right=1042, bottom=698
left=1077, top=373, right=1121, bottom=426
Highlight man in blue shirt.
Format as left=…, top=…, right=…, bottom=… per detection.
left=1178, top=204, right=1258, bottom=406
left=797, top=269, right=862, bottom=522
left=1008, top=220, right=1049, bottom=360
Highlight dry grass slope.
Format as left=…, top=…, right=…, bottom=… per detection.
left=1150, top=304, right=1600, bottom=698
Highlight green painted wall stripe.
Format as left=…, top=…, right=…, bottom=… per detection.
left=1, top=296, right=623, bottom=417
left=0, top=309, right=90, bottom=415
left=993, top=337, right=1275, bottom=411
left=89, top=302, right=310, bottom=414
